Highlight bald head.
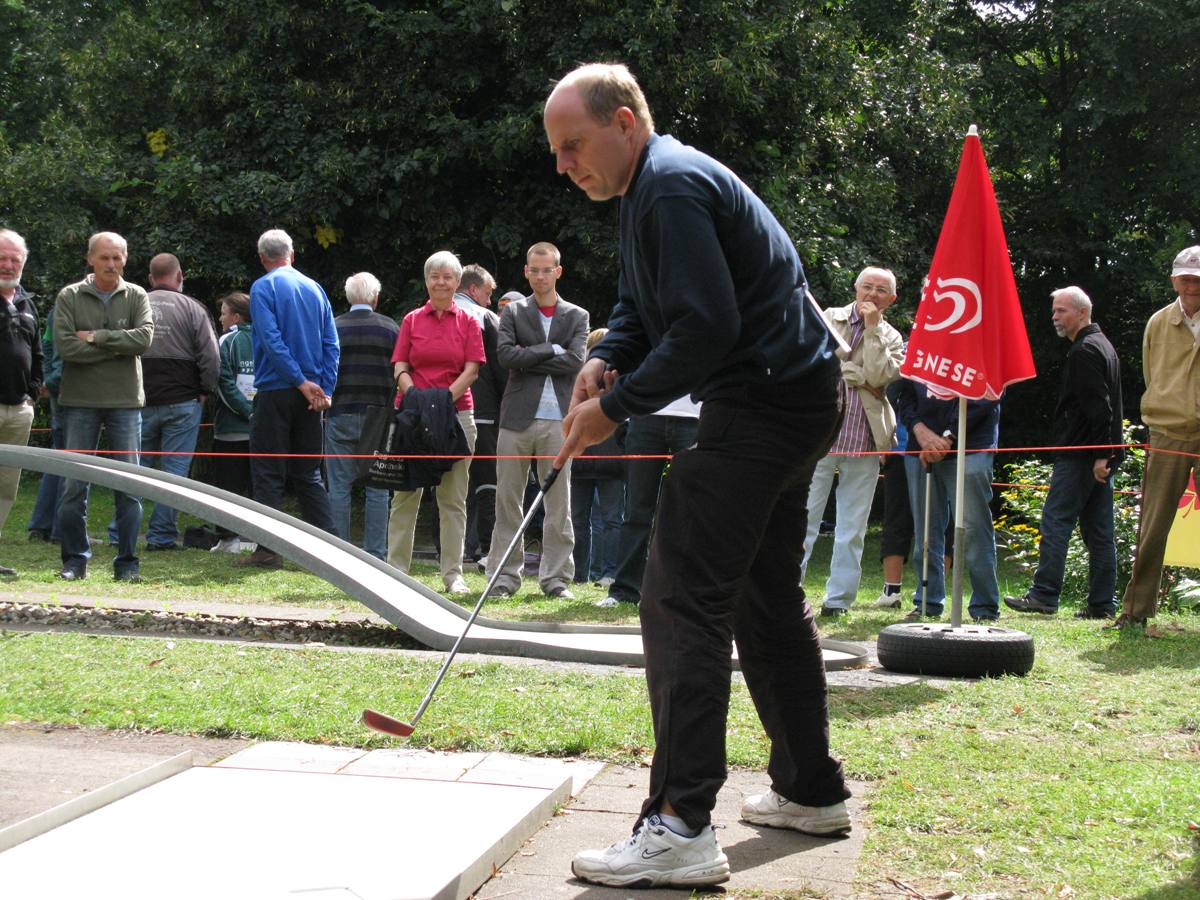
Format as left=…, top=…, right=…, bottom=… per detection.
left=550, top=63, right=654, bottom=132
left=544, top=63, right=653, bottom=202
left=149, top=252, right=182, bottom=288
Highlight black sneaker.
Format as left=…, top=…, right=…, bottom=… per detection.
left=114, top=570, right=142, bottom=583
left=58, top=567, right=86, bottom=581
left=819, top=605, right=847, bottom=618
left=146, top=542, right=180, bottom=552
left=1003, top=594, right=1057, bottom=614
left=27, top=529, right=51, bottom=543
left=1074, top=607, right=1115, bottom=620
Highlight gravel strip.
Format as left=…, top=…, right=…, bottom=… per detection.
left=0, top=601, right=426, bottom=650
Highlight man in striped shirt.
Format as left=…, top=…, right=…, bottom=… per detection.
left=801, top=267, right=905, bottom=617
left=325, top=272, right=400, bottom=559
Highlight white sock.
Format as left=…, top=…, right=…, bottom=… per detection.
left=656, top=812, right=700, bottom=837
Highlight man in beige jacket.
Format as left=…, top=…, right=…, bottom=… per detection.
left=1113, top=246, right=1200, bottom=628
left=801, top=266, right=904, bottom=616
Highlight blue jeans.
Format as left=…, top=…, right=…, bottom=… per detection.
left=1028, top=456, right=1117, bottom=612
left=325, top=410, right=389, bottom=559
left=572, top=478, right=625, bottom=581
left=142, top=400, right=202, bottom=547
left=28, top=395, right=65, bottom=539
left=801, top=453, right=881, bottom=609
left=905, top=451, right=1000, bottom=619
left=60, top=406, right=142, bottom=575
left=609, top=414, right=700, bottom=602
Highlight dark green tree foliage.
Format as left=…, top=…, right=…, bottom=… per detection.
left=942, top=0, right=1200, bottom=440
left=4, top=0, right=1195, bottom=450
left=1, top=0, right=970, bottom=322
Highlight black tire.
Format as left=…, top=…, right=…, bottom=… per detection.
left=876, top=622, right=1035, bottom=678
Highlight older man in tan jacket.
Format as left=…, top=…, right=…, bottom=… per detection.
left=1113, top=246, right=1200, bottom=628
left=801, top=266, right=905, bottom=616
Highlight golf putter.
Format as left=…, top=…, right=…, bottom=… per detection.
left=363, top=466, right=563, bottom=737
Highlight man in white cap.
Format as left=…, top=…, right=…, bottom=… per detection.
left=1112, top=245, right=1200, bottom=628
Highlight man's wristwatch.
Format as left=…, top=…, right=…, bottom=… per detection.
left=85, top=332, right=96, bottom=344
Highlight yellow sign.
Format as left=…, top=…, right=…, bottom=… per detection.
left=1164, top=473, right=1200, bottom=567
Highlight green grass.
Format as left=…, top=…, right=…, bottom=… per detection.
left=2, top=474, right=1198, bottom=898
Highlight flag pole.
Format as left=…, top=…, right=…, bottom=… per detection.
left=950, top=395, right=967, bottom=628
left=948, top=126, right=978, bottom=631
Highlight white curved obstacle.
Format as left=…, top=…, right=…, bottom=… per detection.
left=1, top=446, right=866, bottom=670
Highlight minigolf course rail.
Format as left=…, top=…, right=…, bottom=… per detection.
left=0, top=446, right=866, bottom=670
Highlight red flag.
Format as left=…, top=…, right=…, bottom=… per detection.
left=901, top=127, right=1035, bottom=400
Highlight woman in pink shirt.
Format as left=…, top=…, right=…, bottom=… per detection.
left=387, top=251, right=486, bottom=593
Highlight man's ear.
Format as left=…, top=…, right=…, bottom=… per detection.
left=616, top=106, right=637, bottom=135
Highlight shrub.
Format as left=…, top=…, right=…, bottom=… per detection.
left=997, top=422, right=1145, bottom=606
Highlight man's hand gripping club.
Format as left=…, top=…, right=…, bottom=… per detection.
left=554, top=357, right=620, bottom=468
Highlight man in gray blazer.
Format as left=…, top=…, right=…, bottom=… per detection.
left=489, top=242, right=589, bottom=597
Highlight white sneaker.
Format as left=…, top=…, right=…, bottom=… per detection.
left=444, top=577, right=470, bottom=595
left=873, top=590, right=902, bottom=609
left=596, top=576, right=615, bottom=588
left=741, top=788, right=851, bottom=835
left=475, top=555, right=488, bottom=573
left=594, top=596, right=618, bottom=608
left=571, top=814, right=730, bottom=888
left=210, top=538, right=242, bottom=554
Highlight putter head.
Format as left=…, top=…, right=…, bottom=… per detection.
left=362, top=708, right=415, bottom=737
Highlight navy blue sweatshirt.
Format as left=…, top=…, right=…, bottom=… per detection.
left=593, top=133, right=837, bottom=421
left=894, top=378, right=1001, bottom=451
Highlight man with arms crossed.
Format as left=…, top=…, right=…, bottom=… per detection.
left=54, top=232, right=153, bottom=581
left=489, top=243, right=588, bottom=598
left=546, top=63, right=851, bottom=888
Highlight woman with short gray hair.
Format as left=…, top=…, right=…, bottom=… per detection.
left=387, top=251, right=486, bottom=594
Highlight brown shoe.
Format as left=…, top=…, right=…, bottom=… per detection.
left=1103, top=614, right=1146, bottom=631
left=234, top=547, right=283, bottom=570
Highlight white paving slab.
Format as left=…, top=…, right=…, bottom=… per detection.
left=0, top=742, right=598, bottom=900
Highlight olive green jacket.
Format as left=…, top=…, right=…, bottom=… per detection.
left=54, top=275, right=154, bottom=408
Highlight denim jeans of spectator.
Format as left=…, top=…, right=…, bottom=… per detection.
left=800, top=452, right=881, bottom=610
left=904, top=451, right=1000, bottom=619
left=28, top=395, right=65, bottom=539
left=1027, top=455, right=1117, bottom=612
left=325, top=410, right=389, bottom=560
left=59, top=406, right=142, bottom=576
left=609, top=414, right=700, bottom=603
left=249, top=388, right=333, bottom=534
left=141, top=400, right=203, bottom=548
left=572, top=478, right=625, bottom=582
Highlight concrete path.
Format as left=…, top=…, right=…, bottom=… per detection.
left=0, top=725, right=865, bottom=898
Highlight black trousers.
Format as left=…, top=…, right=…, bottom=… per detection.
left=210, top=438, right=252, bottom=540
left=465, top=422, right=499, bottom=558
left=637, top=372, right=851, bottom=829
left=249, top=388, right=333, bottom=533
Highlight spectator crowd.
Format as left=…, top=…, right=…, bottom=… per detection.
left=0, top=223, right=1197, bottom=631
